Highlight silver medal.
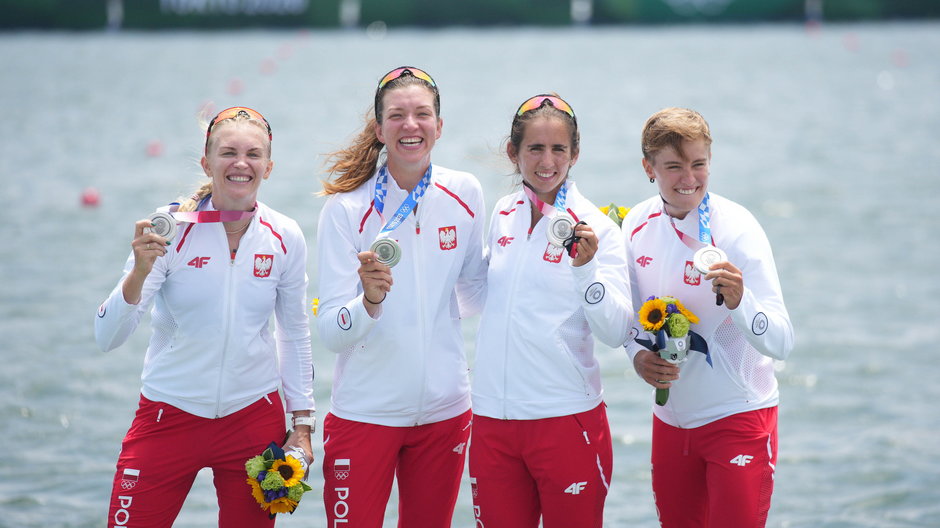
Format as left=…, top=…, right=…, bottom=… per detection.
left=145, top=211, right=178, bottom=241
left=370, top=238, right=401, bottom=267
left=546, top=213, right=576, bottom=248
left=692, top=246, right=727, bottom=275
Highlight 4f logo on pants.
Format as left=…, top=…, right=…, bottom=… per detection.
left=564, top=481, right=588, bottom=495
left=730, top=454, right=754, bottom=467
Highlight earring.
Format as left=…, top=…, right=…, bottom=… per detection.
left=649, top=177, right=655, bottom=183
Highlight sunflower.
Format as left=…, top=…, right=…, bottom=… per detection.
left=269, top=497, right=300, bottom=514
left=672, top=298, right=700, bottom=324
left=639, top=298, right=669, bottom=332
left=246, top=477, right=269, bottom=508
left=272, top=456, right=304, bottom=488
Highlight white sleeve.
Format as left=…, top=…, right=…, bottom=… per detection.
left=315, top=195, right=380, bottom=353
left=94, top=251, right=167, bottom=352
left=725, top=219, right=795, bottom=361
left=455, top=181, right=488, bottom=318
left=621, top=212, right=649, bottom=362
left=274, top=222, right=316, bottom=412
left=571, top=217, right=634, bottom=348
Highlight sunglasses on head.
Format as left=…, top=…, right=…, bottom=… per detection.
left=377, top=66, right=437, bottom=90
left=515, top=95, right=575, bottom=119
left=205, top=106, right=272, bottom=150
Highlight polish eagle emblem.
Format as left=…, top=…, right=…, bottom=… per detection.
left=438, top=226, right=457, bottom=250
left=254, top=254, right=273, bottom=278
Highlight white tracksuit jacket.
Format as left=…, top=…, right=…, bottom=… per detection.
left=623, top=193, right=794, bottom=429
left=473, top=183, right=633, bottom=420
left=316, top=165, right=487, bottom=427
left=95, top=201, right=315, bottom=419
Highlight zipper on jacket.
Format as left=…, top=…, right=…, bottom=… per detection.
left=413, top=210, right=428, bottom=425
left=215, top=246, right=237, bottom=418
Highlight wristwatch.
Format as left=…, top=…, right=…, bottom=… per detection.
left=292, top=415, right=316, bottom=432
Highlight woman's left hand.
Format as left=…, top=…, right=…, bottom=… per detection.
left=283, top=427, right=314, bottom=468
left=570, top=223, right=598, bottom=267
left=705, top=260, right=744, bottom=310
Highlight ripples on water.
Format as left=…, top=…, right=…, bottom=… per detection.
left=1, top=21, right=938, bottom=527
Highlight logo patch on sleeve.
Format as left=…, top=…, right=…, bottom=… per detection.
left=752, top=312, right=768, bottom=335
left=585, top=282, right=605, bottom=304
left=337, top=307, right=352, bottom=330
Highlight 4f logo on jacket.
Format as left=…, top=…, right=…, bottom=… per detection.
left=254, top=254, right=273, bottom=278
left=188, top=257, right=211, bottom=268
left=439, top=226, right=457, bottom=250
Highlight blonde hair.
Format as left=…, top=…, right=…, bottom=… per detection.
left=320, top=72, right=440, bottom=196
left=178, top=113, right=271, bottom=212
left=641, top=107, right=712, bottom=162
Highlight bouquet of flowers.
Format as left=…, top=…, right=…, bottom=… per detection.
left=637, top=295, right=703, bottom=406
left=245, top=442, right=312, bottom=518
left=599, top=203, right=629, bottom=227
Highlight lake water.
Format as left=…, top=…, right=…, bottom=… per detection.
left=1, top=21, right=939, bottom=527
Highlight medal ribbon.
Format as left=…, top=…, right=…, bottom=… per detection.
left=168, top=195, right=256, bottom=223
left=522, top=180, right=570, bottom=217
left=666, top=192, right=726, bottom=305
left=373, top=164, right=433, bottom=237
left=665, top=192, right=714, bottom=250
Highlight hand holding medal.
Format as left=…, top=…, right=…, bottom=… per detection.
left=145, top=211, right=178, bottom=242
left=358, top=249, right=393, bottom=311
left=693, top=246, right=727, bottom=305
left=370, top=237, right=402, bottom=267
left=692, top=246, right=744, bottom=309
left=134, top=211, right=177, bottom=267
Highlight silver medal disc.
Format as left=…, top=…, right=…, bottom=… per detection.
left=146, top=211, right=178, bottom=241
left=546, top=213, right=576, bottom=247
left=692, top=246, right=727, bottom=275
left=370, top=238, right=401, bottom=267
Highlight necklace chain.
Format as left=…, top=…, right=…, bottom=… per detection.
left=225, top=222, right=250, bottom=234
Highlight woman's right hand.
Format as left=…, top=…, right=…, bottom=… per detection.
left=357, top=251, right=393, bottom=315
left=131, top=219, right=170, bottom=273
left=633, top=349, right=680, bottom=389
left=122, top=219, right=169, bottom=304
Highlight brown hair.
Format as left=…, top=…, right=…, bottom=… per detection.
left=320, top=70, right=441, bottom=195
left=506, top=94, right=579, bottom=173
left=641, top=107, right=712, bottom=162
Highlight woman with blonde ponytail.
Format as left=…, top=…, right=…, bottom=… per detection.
left=176, top=181, right=212, bottom=212
left=95, top=107, right=315, bottom=527
left=316, top=67, right=487, bottom=528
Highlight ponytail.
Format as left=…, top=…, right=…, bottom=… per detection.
left=177, top=182, right=212, bottom=212
left=320, top=112, right=385, bottom=196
